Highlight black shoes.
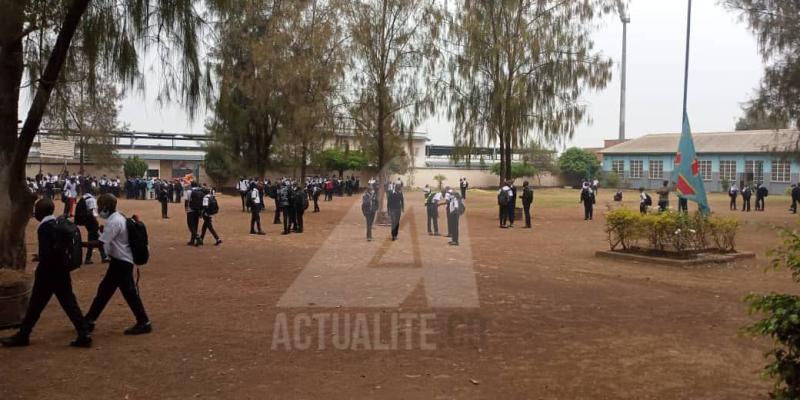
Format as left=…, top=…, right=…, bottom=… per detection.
left=124, top=322, right=153, bottom=336
left=0, top=333, right=30, bottom=347
left=69, top=335, right=92, bottom=348
left=215, top=239, right=223, bottom=246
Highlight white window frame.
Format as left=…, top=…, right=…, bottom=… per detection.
left=611, top=160, right=624, bottom=176
left=698, top=160, right=712, bottom=182
left=630, top=160, right=643, bottom=179
left=719, top=160, right=737, bottom=182
left=648, top=160, right=663, bottom=180
left=772, top=159, right=791, bottom=183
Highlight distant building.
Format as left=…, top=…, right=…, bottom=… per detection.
left=599, top=129, right=800, bottom=193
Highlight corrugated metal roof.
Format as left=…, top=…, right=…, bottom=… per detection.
left=600, top=129, right=800, bottom=154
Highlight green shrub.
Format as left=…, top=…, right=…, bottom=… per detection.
left=745, top=227, right=800, bottom=399
left=604, top=208, right=739, bottom=253
left=709, top=216, right=739, bottom=252
left=605, top=208, right=640, bottom=250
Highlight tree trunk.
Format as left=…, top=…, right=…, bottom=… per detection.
left=0, top=0, right=90, bottom=270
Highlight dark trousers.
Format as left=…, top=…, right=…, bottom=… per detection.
left=250, top=208, right=262, bottom=233
left=523, top=202, right=531, bottom=227
left=20, top=269, right=88, bottom=336
left=583, top=202, right=594, bottom=220
left=85, top=223, right=107, bottom=262
left=187, top=211, right=200, bottom=243
left=282, top=207, right=294, bottom=233
left=295, top=210, right=304, bottom=233
left=389, top=209, right=401, bottom=239
left=730, top=195, right=737, bottom=210
left=240, top=191, right=247, bottom=212
left=426, top=205, right=439, bottom=234
left=448, top=211, right=460, bottom=244
left=678, top=198, right=688, bottom=213
left=86, top=258, right=149, bottom=325
left=160, top=200, right=168, bottom=218
left=507, top=203, right=516, bottom=225
left=274, top=200, right=282, bottom=224
left=658, top=200, right=668, bottom=212
left=460, top=187, right=466, bottom=200
left=499, top=205, right=507, bottom=227
left=365, top=212, right=375, bottom=239
left=201, top=214, right=219, bottom=241
left=313, top=196, right=320, bottom=212
left=742, top=197, right=751, bottom=212
left=756, top=196, right=765, bottom=211
left=640, top=203, right=648, bottom=215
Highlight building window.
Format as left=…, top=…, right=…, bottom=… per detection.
left=648, top=160, right=663, bottom=179
left=772, top=159, right=791, bottom=183
left=719, top=160, right=737, bottom=182
left=698, top=160, right=712, bottom=181
left=611, top=160, right=624, bottom=176
left=630, top=160, right=643, bottom=179
left=744, top=160, right=764, bottom=184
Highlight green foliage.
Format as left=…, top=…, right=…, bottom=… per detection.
left=123, top=156, right=148, bottom=179
left=433, top=174, right=447, bottom=190
left=204, top=144, right=234, bottom=189
left=604, top=209, right=739, bottom=252
left=444, top=1, right=614, bottom=180
left=490, top=163, right=537, bottom=180
left=319, top=148, right=368, bottom=176
left=724, top=1, right=800, bottom=136
left=558, top=147, right=600, bottom=185
left=745, top=227, right=800, bottom=399
left=602, top=171, right=621, bottom=188
left=721, top=179, right=731, bottom=193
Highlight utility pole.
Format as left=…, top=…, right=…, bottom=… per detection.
left=619, top=9, right=630, bottom=141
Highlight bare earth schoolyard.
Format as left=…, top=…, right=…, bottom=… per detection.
left=1, top=188, right=798, bottom=399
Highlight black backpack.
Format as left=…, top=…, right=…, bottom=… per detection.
left=54, top=216, right=82, bottom=271
left=279, top=187, right=291, bottom=207
left=498, top=189, right=510, bottom=206
left=206, top=195, right=219, bottom=215
left=299, top=192, right=309, bottom=210
left=644, top=193, right=653, bottom=206
left=74, top=197, right=88, bottom=226
left=189, top=188, right=204, bottom=211
left=126, top=216, right=149, bottom=266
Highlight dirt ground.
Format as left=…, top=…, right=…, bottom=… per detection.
left=1, top=187, right=798, bottom=399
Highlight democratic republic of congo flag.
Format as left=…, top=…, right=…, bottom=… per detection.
left=672, top=113, right=710, bottom=214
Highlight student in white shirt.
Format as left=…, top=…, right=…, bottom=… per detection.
left=85, top=194, right=152, bottom=335
left=249, top=182, right=265, bottom=235
left=447, top=189, right=461, bottom=246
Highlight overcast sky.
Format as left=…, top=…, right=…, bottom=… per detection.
left=106, top=1, right=763, bottom=150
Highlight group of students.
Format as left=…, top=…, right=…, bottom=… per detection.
left=183, top=181, right=223, bottom=246
left=359, top=177, right=467, bottom=246
left=498, top=180, right=535, bottom=227
left=726, top=182, right=769, bottom=212
left=239, top=177, right=311, bottom=236
left=1, top=194, right=152, bottom=348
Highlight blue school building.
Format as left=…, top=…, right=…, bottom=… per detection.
left=599, top=129, right=800, bottom=193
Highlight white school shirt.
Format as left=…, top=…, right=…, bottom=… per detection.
left=99, top=212, right=133, bottom=264
left=449, top=194, right=460, bottom=213
left=250, top=188, right=261, bottom=204
left=84, top=194, right=99, bottom=217
left=65, top=181, right=78, bottom=198
left=432, top=192, right=443, bottom=205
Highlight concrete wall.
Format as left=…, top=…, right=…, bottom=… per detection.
left=401, top=167, right=562, bottom=189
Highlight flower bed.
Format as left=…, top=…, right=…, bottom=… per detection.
left=604, top=208, right=740, bottom=255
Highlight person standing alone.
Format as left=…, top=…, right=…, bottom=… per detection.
left=521, top=181, right=533, bottom=228
left=362, top=186, right=378, bottom=241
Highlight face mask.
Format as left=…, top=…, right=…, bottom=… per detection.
left=99, top=210, right=111, bottom=219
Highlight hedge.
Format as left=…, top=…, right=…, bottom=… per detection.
left=605, top=208, right=739, bottom=253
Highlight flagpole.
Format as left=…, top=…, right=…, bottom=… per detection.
left=682, top=0, right=692, bottom=122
